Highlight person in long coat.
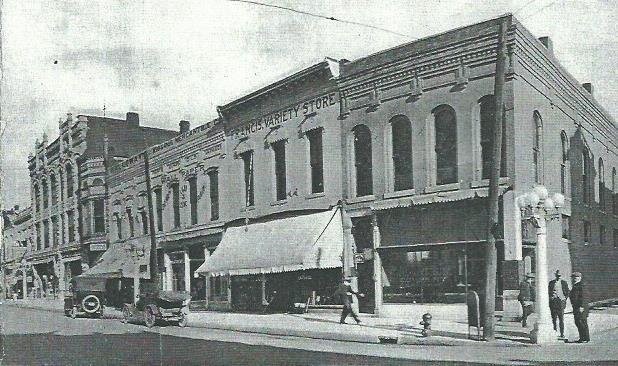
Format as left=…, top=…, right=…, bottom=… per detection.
left=569, top=272, right=590, bottom=343
left=335, top=278, right=363, bottom=324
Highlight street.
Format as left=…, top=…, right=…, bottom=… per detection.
left=2, top=305, right=618, bottom=365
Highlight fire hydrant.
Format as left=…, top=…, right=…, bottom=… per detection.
left=420, top=313, right=432, bottom=337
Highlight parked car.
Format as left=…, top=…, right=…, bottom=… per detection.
left=122, top=280, right=190, bottom=327
left=64, top=275, right=108, bottom=319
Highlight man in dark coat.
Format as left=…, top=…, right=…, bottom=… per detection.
left=518, top=273, right=535, bottom=327
left=569, top=272, right=590, bottom=343
left=335, top=278, right=363, bottom=324
left=548, top=270, right=570, bottom=338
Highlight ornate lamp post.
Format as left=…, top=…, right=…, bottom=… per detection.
left=516, top=185, right=565, bottom=344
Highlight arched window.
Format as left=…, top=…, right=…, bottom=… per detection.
left=560, top=131, right=569, bottom=194
left=41, top=179, right=49, bottom=209
left=391, top=116, right=413, bottom=191
left=353, top=125, right=373, bottom=196
left=533, top=111, right=543, bottom=184
left=65, top=164, right=74, bottom=198
left=582, top=148, right=590, bottom=204
left=598, top=158, right=605, bottom=210
left=612, top=168, right=618, bottom=215
left=479, top=95, right=506, bottom=179
left=50, top=174, right=58, bottom=205
left=434, top=105, right=457, bottom=185
left=34, top=185, right=40, bottom=212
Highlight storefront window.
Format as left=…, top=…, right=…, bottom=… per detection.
left=380, top=245, right=484, bottom=303
left=209, top=275, right=228, bottom=302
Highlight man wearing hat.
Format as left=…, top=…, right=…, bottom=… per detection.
left=334, top=278, right=364, bottom=324
left=569, top=272, right=590, bottom=343
left=548, top=270, right=570, bottom=338
left=518, top=273, right=535, bottom=327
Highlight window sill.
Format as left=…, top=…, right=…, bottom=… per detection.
left=384, top=189, right=416, bottom=199
left=470, top=177, right=510, bottom=188
left=270, top=200, right=288, bottom=206
left=424, top=183, right=461, bottom=194
left=305, top=192, right=326, bottom=200
left=241, top=206, right=256, bottom=213
left=346, top=195, right=376, bottom=204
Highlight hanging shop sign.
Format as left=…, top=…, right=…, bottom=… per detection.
left=89, top=243, right=107, bottom=251
left=228, top=92, right=338, bottom=140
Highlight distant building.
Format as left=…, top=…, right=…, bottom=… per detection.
left=24, top=112, right=178, bottom=297
left=1, top=206, right=30, bottom=298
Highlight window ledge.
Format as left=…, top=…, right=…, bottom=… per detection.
left=346, top=195, right=376, bottom=204
left=305, top=192, right=326, bottom=200
left=384, top=189, right=416, bottom=199
left=270, top=200, right=288, bottom=206
left=241, top=206, right=256, bottom=213
left=424, top=183, right=461, bottom=194
left=470, top=177, right=510, bottom=188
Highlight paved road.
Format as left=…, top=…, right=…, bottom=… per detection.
left=1, top=305, right=617, bottom=365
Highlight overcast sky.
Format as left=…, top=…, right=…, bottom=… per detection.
left=1, top=0, right=616, bottom=209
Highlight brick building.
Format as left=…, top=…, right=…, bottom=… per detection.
left=24, top=112, right=178, bottom=298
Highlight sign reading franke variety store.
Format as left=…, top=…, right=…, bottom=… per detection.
left=228, top=92, right=339, bottom=140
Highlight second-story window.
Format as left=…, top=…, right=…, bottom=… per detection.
left=93, top=199, right=105, bottom=233
left=600, top=225, right=606, bottom=245
left=52, top=216, right=58, bottom=246
left=171, top=182, right=181, bottom=228
left=479, top=96, right=507, bottom=179
left=188, top=176, right=198, bottom=225
left=66, top=164, right=74, bottom=198
left=599, top=158, right=605, bottom=210
left=34, top=185, right=40, bottom=212
left=307, top=129, right=324, bottom=194
left=67, top=210, right=75, bottom=243
left=272, top=140, right=287, bottom=201
left=114, top=213, right=122, bottom=240
left=50, top=174, right=58, bottom=205
left=208, top=169, right=219, bottom=221
left=353, top=125, right=373, bottom=196
left=434, top=105, right=458, bottom=185
left=391, top=116, right=413, bottom=191
left=42, top=179, right=49, bottom=209
left=154, top=187, right=163, bottom=232
left=43, top=219, right=50, bottom=248
left=127, top=208, right=135, bottom=237
left=583, top=220, right=591, bottom=244
left=560, top=131, right=569, bottom=194
left=582, top=149, right=591, bottom=204
left=36, top=223, right=41, bottom=250
left=241, top=151, right=255, bottom=207
left=141, top=210, right=148, bottom=234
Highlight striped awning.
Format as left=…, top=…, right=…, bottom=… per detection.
left=371, top=187, right=502, bottom=211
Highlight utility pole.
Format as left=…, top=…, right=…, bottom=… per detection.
left=483, top=15, right=511, bottom=341
left=143, top=151, right=158, bottom=287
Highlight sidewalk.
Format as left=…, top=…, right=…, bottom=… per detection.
left=4, top=298, right=618, bottom=347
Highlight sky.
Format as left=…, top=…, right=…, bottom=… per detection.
left=1, top=0, right=616, bottom=209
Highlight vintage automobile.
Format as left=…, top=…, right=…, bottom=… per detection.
left=121, top=280, right=191, bottom=328
left=64, top=275, right=108, bottom=319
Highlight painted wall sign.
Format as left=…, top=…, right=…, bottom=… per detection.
left=228, top=92, right=338, bottom=140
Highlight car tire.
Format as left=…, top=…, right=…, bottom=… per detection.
left=70, top=306, right=78, bottom=319
left=144, top=307, right=156, bottom=328
left=81, top=294, right=101, bottom=314
left=178, top=312, right=188, bottom=328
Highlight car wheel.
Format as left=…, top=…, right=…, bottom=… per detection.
left=81, top=294, right=101, bottom=314
left=178, top=312, right=188, bottom=328
left=144, top=307, right=156, bottom=328
left=70, top=306, right=78, bottom=319
left=122, top=305, right=130, bottom=323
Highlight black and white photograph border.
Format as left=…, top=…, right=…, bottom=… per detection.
left=0, top=1, right=617, bottom=365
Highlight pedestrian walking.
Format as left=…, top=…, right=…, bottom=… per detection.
left=518, top=273, right=535, bottom=327
left=334, top=278, right=364, bottom=325
left=569, top=272, right=590, bottom=343
left=548, top=270, right=570, bottom=338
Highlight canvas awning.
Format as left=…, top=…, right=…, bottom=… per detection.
left=196, top=207, right=344, bottom=276
left=371, top=187, right=505, bottom=211
left=82, top=236, right=151, bottom=279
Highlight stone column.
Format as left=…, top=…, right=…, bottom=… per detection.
left=163, top=252, right=172, bottom=291
left=184, top=250, right=191, bottom=293
left=57, top=258, right=66, bottom=299
left=203, top=248, right=210, bottom=306
left=371, top=213, right=383, bottom=316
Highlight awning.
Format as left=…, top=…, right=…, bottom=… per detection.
left=196, top=207, right=344, bottom=276
left=371, top=187, right=503, bottom=211
left=82, top=236, right=151, bottom=279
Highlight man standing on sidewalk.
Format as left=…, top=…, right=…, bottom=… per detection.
left=335, top=278, right=363, bottom=325
left=548, top=270, right=570, bottom=338
left=518, top=273, right=535, bottom=327
left=569, top=272, right=590, bottom=343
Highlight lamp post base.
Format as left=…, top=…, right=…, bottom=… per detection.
left=530, top=321, right=558, bottom=344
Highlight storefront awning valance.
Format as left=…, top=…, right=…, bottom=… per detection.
left=371, top=187, right=504, bottom=211
left=196, top=207, right=344, bottom=276
left=83, top=237, right=151, bottom=279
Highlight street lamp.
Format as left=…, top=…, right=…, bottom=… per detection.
left=516, top=185, right=564, bottom=344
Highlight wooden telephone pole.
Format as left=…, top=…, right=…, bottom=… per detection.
left=143, top=151, right=158, bottom=285
left=483, top=15, right=511, bottom=341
